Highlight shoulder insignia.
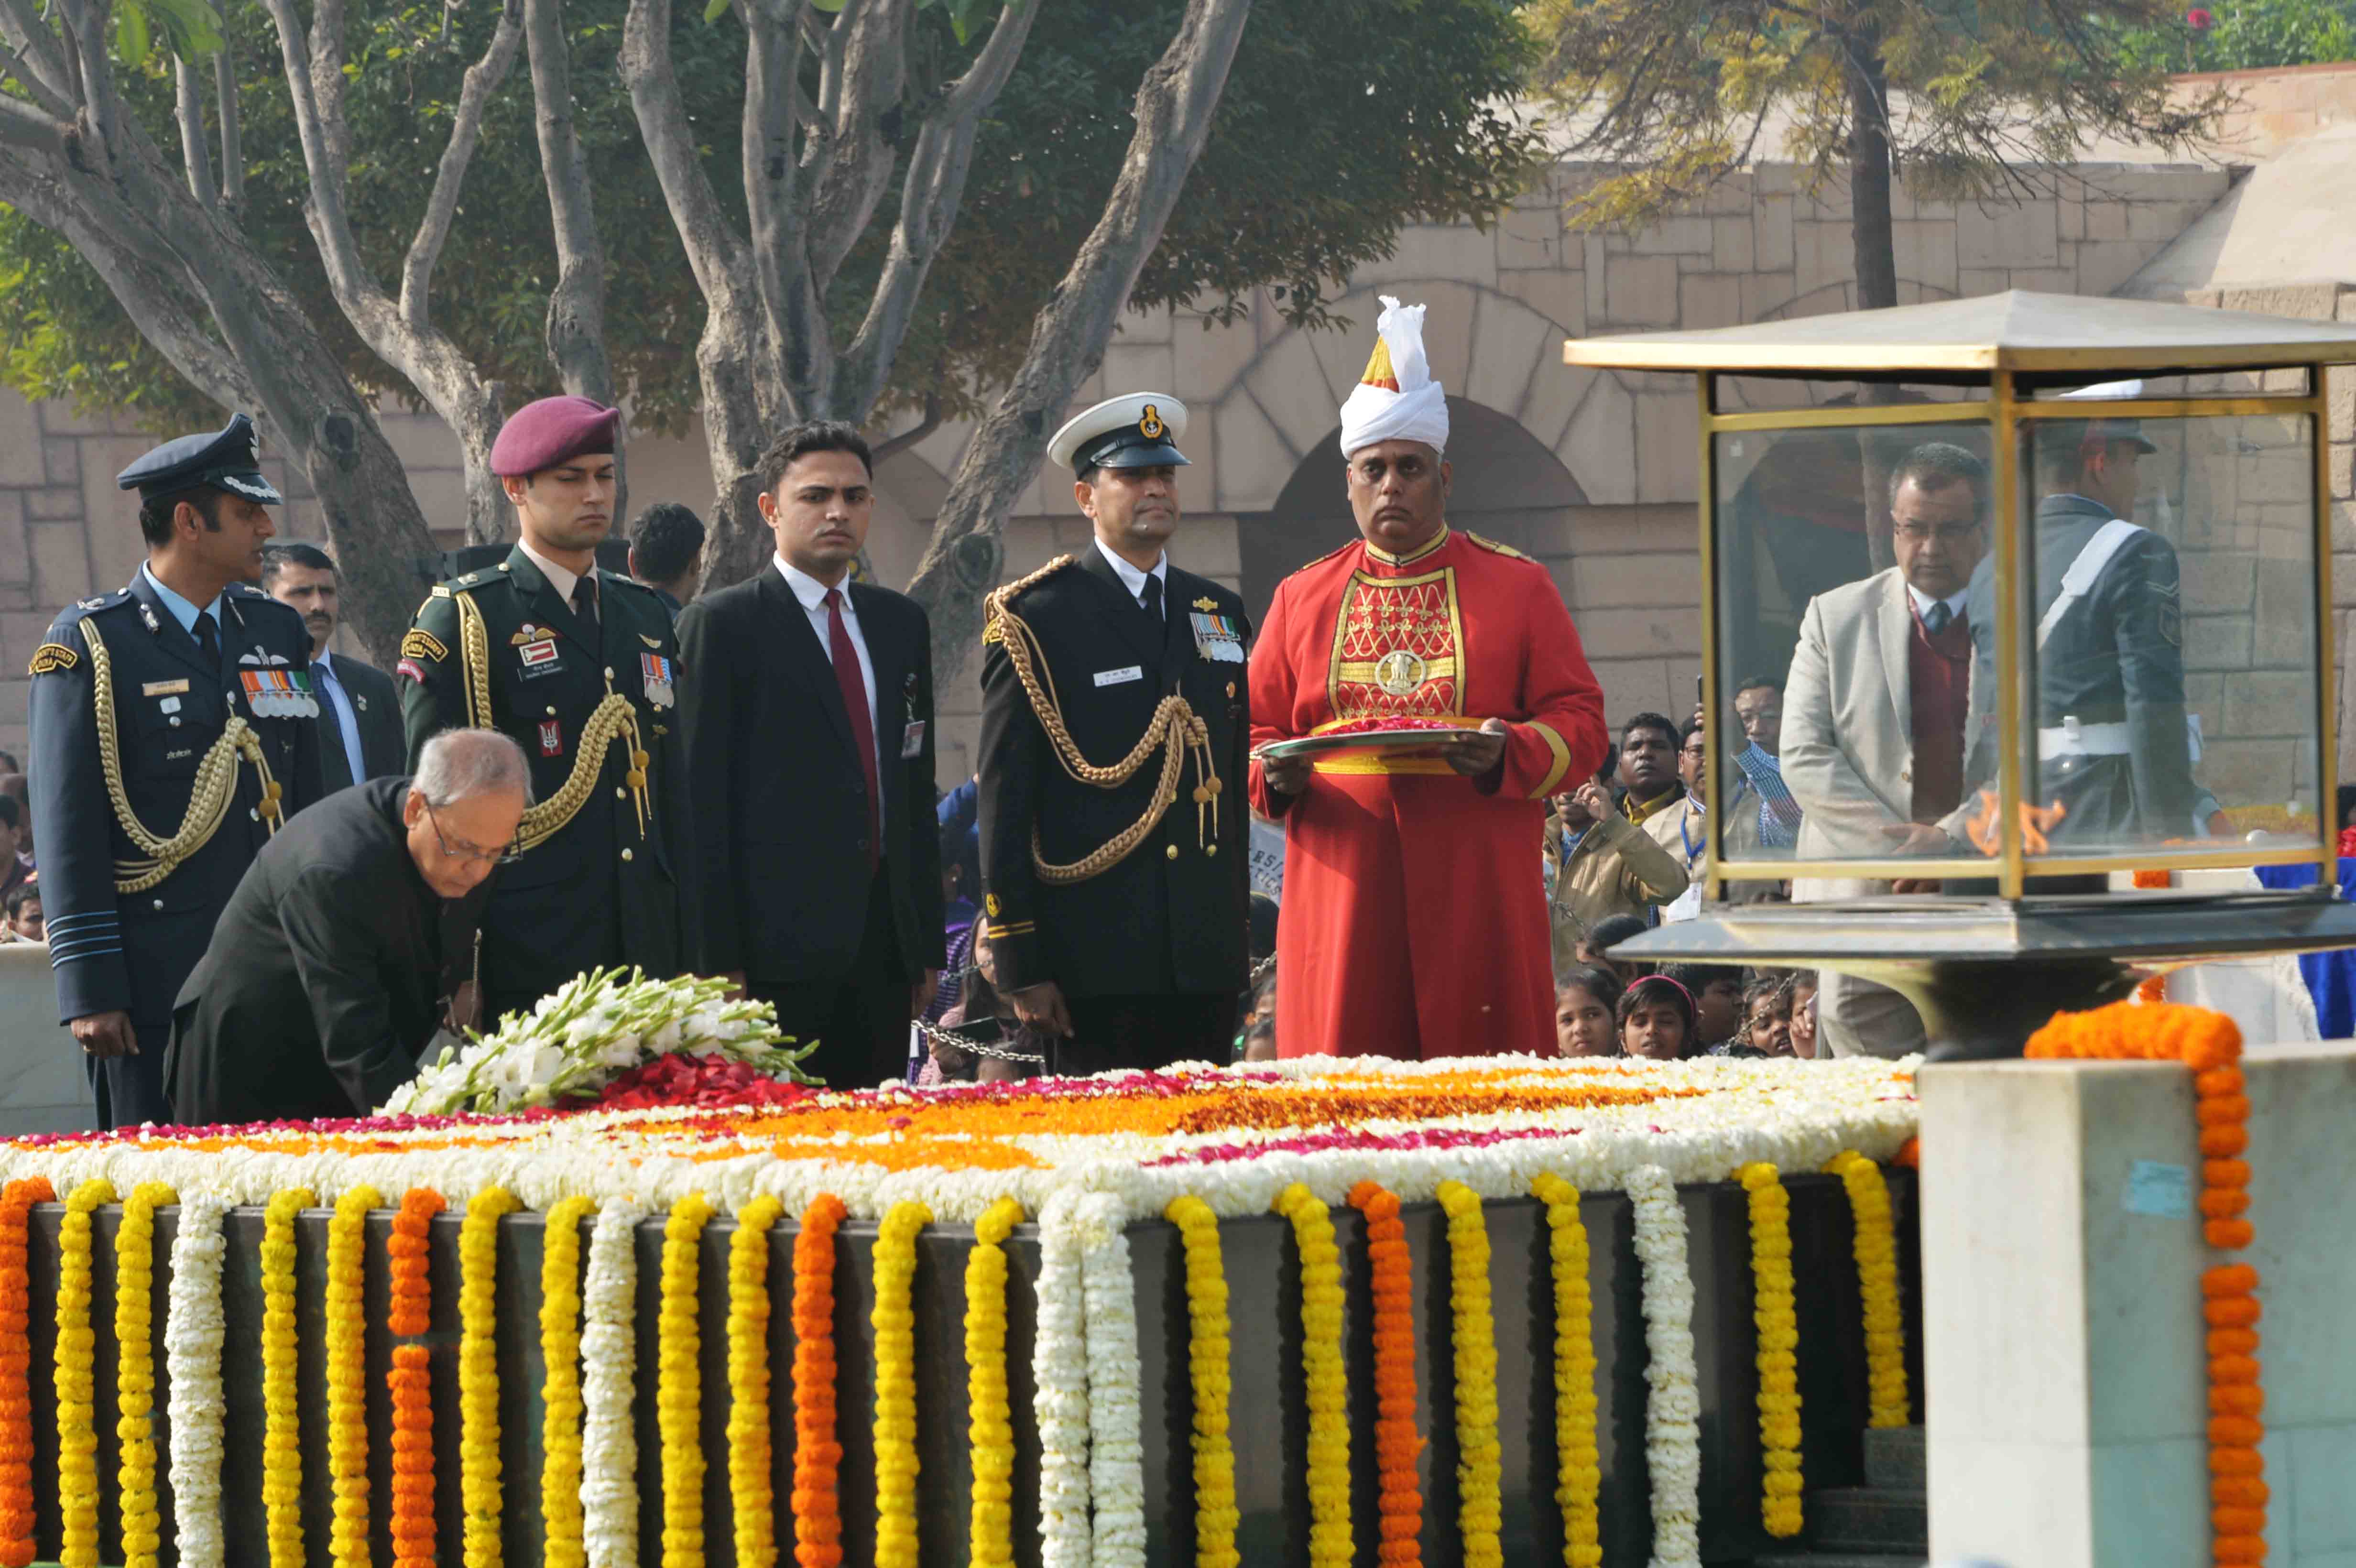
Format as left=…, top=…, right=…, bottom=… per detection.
left=1464, top=531, right=1530, bottom=560
left=224, top=581, right=264, bottom=599
left=432, top=585, right=453, bottom=599
left=1002, top=554, right=1079, bottom=602
left=402, top=628, right=450, bottom=664
left=1305, top=539, right=1361, bottom=570
left=27, top=642, right=78, bottom=675
left=981, top=610, right=1003, bottom=647
left=76, top=596, right=107, bottom=611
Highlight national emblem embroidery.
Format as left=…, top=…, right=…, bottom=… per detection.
left=1327, top=567, right=1462, bottom=719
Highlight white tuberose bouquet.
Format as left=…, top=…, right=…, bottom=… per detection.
left=377, top=967, right=816, bottom=1116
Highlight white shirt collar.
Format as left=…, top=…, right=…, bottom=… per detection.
left=1906, top=581, right=1969, bottom=621
left=140, top=563, right=222, bottom=633
left=518, top=538, right=588, bottom=606
left=1092, top=536, right=1167, bottom=603
left=775, top=555, right=855, bottom=611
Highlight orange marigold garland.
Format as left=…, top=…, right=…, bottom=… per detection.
left=2028, top=999, right=2263, bottom=1568
left=0, top=1175, right=55, bottom=1568
left=791, top=1193, right=850, bottom=1568
left=1347, top=1181, right=1425, bottom=1568
left=387, top=1187, right=447, bottom=1568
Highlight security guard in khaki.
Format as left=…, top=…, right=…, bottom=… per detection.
left=397, top=397, right=686, bottom=1024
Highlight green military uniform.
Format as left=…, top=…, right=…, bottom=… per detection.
left=397, top=545, right=687, bottom=1023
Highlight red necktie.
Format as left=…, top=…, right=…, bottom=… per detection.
left=825, top=588, right=881, bottom=866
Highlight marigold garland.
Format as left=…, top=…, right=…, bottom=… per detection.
left=1823, top=1152, right=1910, bottom=1428
left=539, top=1195, right=597, bottom=1568
left=2028, top=999, right=2263, bottom=1568
left=872, top=1199, right=932, bottom=1568
left=1736, top=1164, right=1803, bottom=1537
left=728, top=1196, right=785, bottom=1568
left=459, top=1186, right=523, bottom=1568
left=326, top=1186, right=383, bottom=1568
left=114, top=1180, right=175, bottom=1568
left=965, top=1197, right=1026, bottom=1568
left=261, top=1186, right=316, bottom=1568
left=387, top=1187, right=447, bottom=1568
left=1437, top=1181, right=1504, bottom=1568
left=1530, top=1174, right=1601, bottom=1568
left=0, top=1174, right=54, bottom=1568
left=790, top=1193, right=850, bottom=1568
left=54, top=1178, right=114, bottom=1568
left=1347, top=1182, right=1425, bottom=1568
left=659, top=1192, right=717, bottom=1568
left=1272, top=1182, right=1353, bottom=1568
left=1163, top=1196, right=1239, bottom=1568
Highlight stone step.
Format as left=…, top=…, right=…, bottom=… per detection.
left=1864, top=1423, right=1927, bottom=1491
left=1752, top=1554, right=1925, bottom=1568
left=1807, top=1485, right=1931, bottom=1553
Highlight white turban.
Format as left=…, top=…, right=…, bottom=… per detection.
left=1337, top=295, right=1449, bottom=457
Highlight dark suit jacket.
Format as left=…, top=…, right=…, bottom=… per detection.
left=675, top=567, right=945, bottom=988
left=976, top=547, right=1252, bottom=998
left=164, top=776, right=485, bottom=1124
left=316, top=653, right=404, bottom=794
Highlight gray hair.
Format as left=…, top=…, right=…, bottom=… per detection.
left=413, top=728, right=533, bottom=808
left=1887, top=441, right=1989, bottom=518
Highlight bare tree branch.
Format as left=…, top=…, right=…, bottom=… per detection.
left=60, top=0, right=117, bottom=152
left=173, top=54, right=218, bottom=208
left=400, top=0, right=524, bottom=329
left=0, top=0, right=76, bottom=114
left=799, top=0, right=906, bottom=294
left=870, top=392, right=942, bottom=465
left=0, top=89, right=73, bottom=156
left=620, top=0, right=755, bottom=300
left=213, top=46, right=243, bottom=207
left=523, top=0, right=614, bottom=405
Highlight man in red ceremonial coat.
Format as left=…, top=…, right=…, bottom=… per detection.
left=1248, top=297, right=1610, bottom=1059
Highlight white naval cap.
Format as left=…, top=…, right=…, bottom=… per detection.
left=1048, top=393, right=1191, bottom=474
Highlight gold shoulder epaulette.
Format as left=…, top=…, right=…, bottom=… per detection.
left=1464, top=531, right=1531, bottom=560
left=982, top=554, right=1080, bottom=645
left=1305, top=538, right=1360, bottom=570
left=27, top=642, right=78, bottom=675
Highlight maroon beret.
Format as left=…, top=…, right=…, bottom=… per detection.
left=489, top=395, right=620, bottom=477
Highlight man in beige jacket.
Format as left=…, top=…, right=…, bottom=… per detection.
left=1543, top=714, right=1690, bottom=977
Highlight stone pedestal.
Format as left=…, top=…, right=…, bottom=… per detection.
left=1919, top=1044, right=2356, bottom=1568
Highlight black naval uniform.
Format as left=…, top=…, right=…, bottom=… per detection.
left=31, top=576, right=324, bottom=1127
left=976, top=545, right=1253, bottom=1072
left=398, top=545, right=687, bottom=1024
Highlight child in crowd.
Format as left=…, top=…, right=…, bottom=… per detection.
left=1789, top=972, right=1820, bottom=1057
left=1664, top=963, right=1744, bottom=1051
left=1618, top=974, right=1696, bottom=1061
left=1554, top=965, right=1623, bottom=1057
left=1741, top=975, right=1796, bottom=1057
left=0, top=882, right=36, bottom=943
left=1574, top=913, right=1653, bottom=984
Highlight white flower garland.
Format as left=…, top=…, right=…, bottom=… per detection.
left=163, top=1193, right=230, bottom=1568
left=1075, top=1191, right=1145, bottom=1568
left=580, top=1200, right=645, bottom=1568
left=1032, top=1190, right=1093, bottom=1568
left=1626, top=1165, right=1702, bottom=1568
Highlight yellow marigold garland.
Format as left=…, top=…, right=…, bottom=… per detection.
left=261, top=1187, right=316, bottom=1568
left=1825, top=1151, right=1910, bottom=1427
left=872, top=1199, right=932, bottom=1568
left=459, top=1187, right=523, bottom=1568
left=54, top=1177, right=113, bottom=1568
left=1436, top=1181, right=1504, bottom=1568
left=728, top=1196, right=785, bottom=1568
left=1164, top=1196, right=1239, bottom=1568
left=538, top=1195, right=595, bottom=1568
left=659, top=1192, right=717, bottom=1568
left=114, top=1181, right=174, bottom=1568
left=1272, top=1183, right=1352, bottom=1568
left=964, top=1198, right=1026, bottom=1568
left=1737, top=1164, right=1804, bottom=1537
left=1531, top=1174, right=1601, bottom=1568
left=326, top=1185, right=383, bottom=1568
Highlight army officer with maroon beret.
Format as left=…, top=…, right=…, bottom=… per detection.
left=396, top=395, right=688, bottom=1027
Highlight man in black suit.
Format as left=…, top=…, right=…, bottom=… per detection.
left=164, top=728, right=525, bottom=1124
left=676, top=422, right=943, bottom=1089
left=976, top=392, right=1252, bottom=1074
left=263, top=543, right=404, bottom=794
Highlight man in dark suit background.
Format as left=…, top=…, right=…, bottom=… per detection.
left=165, top=728, right=525, bottom=1124
left=629, top=502, right=706, bottom=618
left=262, top=543, right=404, bottom=794
left=676, top=423, right=943, bottom=1089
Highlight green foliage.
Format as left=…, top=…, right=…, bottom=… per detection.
left=0, top=0, right=1540, bottom=439
left=2108, top=0, right=2356, bottom=73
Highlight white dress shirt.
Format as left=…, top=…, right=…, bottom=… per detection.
left=1905, top=582, right=1969, bottom=626
left=1092, top=537, right=1168, bottom=611
left=140, top=563, right=223, bottom=636
left=311, top=648, right=367, bottom=784
left=518, top=538, right=590, bottom=615
left=776, top=556, right=882, bottom=783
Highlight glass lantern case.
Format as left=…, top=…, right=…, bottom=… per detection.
left=1562, top=292, right=2356, bottom=1056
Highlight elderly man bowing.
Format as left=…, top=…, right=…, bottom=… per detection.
left=1249, top=297, right=1611, bottom=1059
left=164, top=729, right=528, bottom=1124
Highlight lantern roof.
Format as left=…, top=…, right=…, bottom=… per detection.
left=1561, top=290, right=2356, bottom=374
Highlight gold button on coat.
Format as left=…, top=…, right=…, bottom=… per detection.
left=621, top=847, right=633, bottom=862
left=1165, top=845, right=1178, bottom=860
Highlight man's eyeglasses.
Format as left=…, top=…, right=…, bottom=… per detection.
left=424, top=802, right=523, bottom=868
left=1891, top=520, right=1983, bottom=544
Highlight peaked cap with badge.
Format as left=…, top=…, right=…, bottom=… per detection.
left=30, top=412, right=325, bottom=1128
left=399, top=396, right=685, bottom=1020
left=976, top=390, right=1253, bottom=1069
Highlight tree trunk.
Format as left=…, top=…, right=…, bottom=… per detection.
left=1847, top=27, right=1899, bottom=573
left=904, top=0, right=1255, bottom=697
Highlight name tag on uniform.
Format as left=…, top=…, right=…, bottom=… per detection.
left=142, top=679, right=190, bottom=697
left=900, top=719, right=926, bottom=759
left=1094, top=665, right=1144, bottom=687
